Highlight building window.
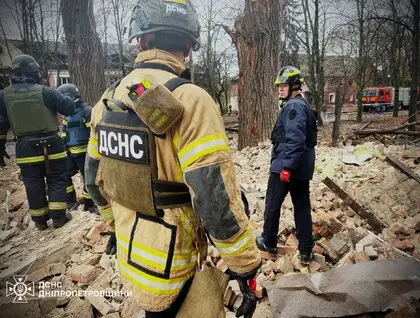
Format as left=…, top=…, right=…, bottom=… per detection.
left=349, top=94, right=354, bottom=102
left=59, top=77, right=70, bottom=86
left=329, top=93, right=335, bottom=103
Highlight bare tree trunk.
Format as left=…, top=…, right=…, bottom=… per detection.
left=61, top=0, right=106, bottom=105
left=356, top=0, right=366, bottom=122
left=227, top=0, right=281, bottom=149
left=332, top=85, right=344, bottom=147
left=409, top=0, right=419, bottom=129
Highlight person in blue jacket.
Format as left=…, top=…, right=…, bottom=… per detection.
left=57, top=84, right=96, bottom=213
left=256, top=66, right=317, bottom=265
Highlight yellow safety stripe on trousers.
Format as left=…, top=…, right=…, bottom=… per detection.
left=177, top=134, right=230, bottom=171
left=100, top=208, right=114, bottom=221
left=88, top=138, right=101, bottom=160
left=116, top=232, right=196, bottom=269
left=66, top=185, right=75, bottom=193
left=29, top=206, right=48, bottom=217
left=48, top=201, right=67, bottom=210
left=60, top=132, right=67, bottom=138
left=118, top=257, right=194, bottom=296
left=69, top=145, right=88, bottom=154
left=16, top=151, right=67, bottom=164
left=62, top=119, right=68, bottom=125
left=0, top=134, right=6, bottom=140
left=83, top=191, right=91, bottom=199
left=85, top=122, right=91, bottom=128
left=213, top=226, right=254, bottom=257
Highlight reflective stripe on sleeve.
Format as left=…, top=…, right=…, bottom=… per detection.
left=177, top=134, right=230, bottom=171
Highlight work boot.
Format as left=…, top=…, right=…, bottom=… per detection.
left=85, top=205, right=99, bottom=214
left=300, top=251, right=314, bottom=265
left=53, top=213, right=72, bottom=229
left=255, top=236, right=277, bottom=254
left=34, top=221, right=48, bottom=231
left=67, top=201, right=79, bottom=212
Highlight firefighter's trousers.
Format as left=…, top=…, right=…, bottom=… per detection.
left=65, top=151, right=94, bottom=208
left=16, top=133, right=68, bottom=225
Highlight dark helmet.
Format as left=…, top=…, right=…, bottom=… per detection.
left=275, top=66, right=305, bottom=88
left=11, top=54, right=40, bottom=79
left=128, top=0, right=201, bottom=51
left=57, top=84, right=81, bottom=101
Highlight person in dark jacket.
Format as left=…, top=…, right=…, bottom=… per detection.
left=57, top=84, right=96, bottom=213
left=256, top=65, right=317, bottom=265
left=0, top=54, right=75, bottom=230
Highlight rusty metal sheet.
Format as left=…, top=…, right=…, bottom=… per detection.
left=263, top=258, right=420, bottom=318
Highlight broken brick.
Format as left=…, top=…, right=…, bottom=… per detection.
left=67, top=265, right=98, bottom=283
left=352, top=252, right=370, bottom=263
left=390, top=239, right=415, bottom=252
left=28, top=262, right=65, bottom=282
left=317, top=238, right=340, bottom=263
left=285, top=233, right=298, bottom=248
left=86, top=223, right=107, bottom=243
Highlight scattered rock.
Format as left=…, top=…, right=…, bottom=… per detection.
left=65, top=297, right=94, bottom=318
left=28, top=262, right=66, bottom=282
left=86, top=223, right=106, bottom=243
left=67, top=264, right=98, bottom=283
left=389, top=222, right=415, bottom=236
left=308, top=261, right=321, bottom=273
left=352, top=252, right=370, bottom=263
left=312, top=211, right=342, bottom=238
left=365, top=246, right=379, bottom=260
left=390, top=239, right=415, bottom=252
left=285, top=233, right=298, bottom=248
left=84, top=253, right=101, bottom=266
left=330, top=236, right=350, bottom=256
left=275, top=257, right=294, bottom=274
left=317, top=238, right=340, bottom=263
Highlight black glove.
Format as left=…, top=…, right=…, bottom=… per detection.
left=0, top=139, right=8, bottom=167
left=105, top=231, right=117, bottom=255
left=236, top=277, right=257, bottom=318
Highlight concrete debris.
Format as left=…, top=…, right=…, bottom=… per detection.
left=0, top=123, right=419, bottom=317
left=67, top=264, right=98, bottom=284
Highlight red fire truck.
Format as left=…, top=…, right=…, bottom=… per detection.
left=362, top=87, right=410, bottom=112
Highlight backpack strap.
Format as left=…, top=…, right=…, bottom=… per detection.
left=164, top=77, right=191, bottom=92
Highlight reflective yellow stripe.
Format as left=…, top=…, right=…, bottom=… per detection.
left=29, top=207, right=48, bottom=217
left=62, top=119, right=68, bottom=125
left=48, top=201, right=67, bottom=210
left=48, top=151, right=67, bottom=160
left=118, top=257, right=194, bottom=295
left=0, top=134, right=7, bottom=140
left=69, top=145, right=87, bottom=154
left=213, top=226, right=254, bottom=257
left=177, top=134, right=230, bottom=171
left=100, top=207, right=114, bottom=221
left=66, top=185, right=75, bottom=193
left=60, top=132, right=67, bottom=138
left=16, top=155, right=45, bottom=164
left=88, top=138, right=101, bottom=160
left=83, top=191, right=91, bottom=199
left=172, top=130, right=183, bottom=182
left=85, top=122, right=91, bottom=128
left=165, top=0, right=187, bottom=4
left=283, top=69, right=300, bottom=77
left=116, top=233, right=196, bottom=272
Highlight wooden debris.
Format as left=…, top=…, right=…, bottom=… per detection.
left=354, top=121, right=420, bottom=136
left=385, top=155, right=420, bottom=184
left=322, top=177, right=386, bottom=234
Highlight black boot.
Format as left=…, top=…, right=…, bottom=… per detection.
left=255, top=236, right=277, bottom=254
left=67, top=201, right=79, bottom=212
left=300, top=251, right=314, bottom=265
left=53, top=213, right=72, bottom=229
left=35, top=221, right=48, bottom=231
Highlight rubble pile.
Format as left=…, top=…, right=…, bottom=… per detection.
left=0, top=127, right=418, bottom=317
left=229, top=134, right=420, bottom=313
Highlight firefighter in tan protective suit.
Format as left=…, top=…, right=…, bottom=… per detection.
left=85, top=1, right=261, bottom=317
